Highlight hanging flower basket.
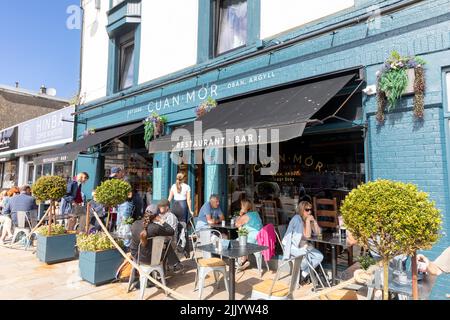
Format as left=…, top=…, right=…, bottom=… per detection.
left=376, top=51, right=426, bottom=123
left=195, top=97, right=217, bottom=118
left=144, top=112, right=168, bottom=147
left=82, top=128, right=96, bottom=138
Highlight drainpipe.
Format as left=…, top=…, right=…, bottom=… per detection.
left=73, top=0, right=85, bottom=177
left=73, top=0, right=425, bottom=116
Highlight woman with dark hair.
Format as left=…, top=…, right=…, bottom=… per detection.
left=130, top=204, right=175, bottom=265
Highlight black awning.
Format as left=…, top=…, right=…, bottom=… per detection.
left=149, top=74, right=355, bottom=153
left=33, top=122, right=142, bottom=165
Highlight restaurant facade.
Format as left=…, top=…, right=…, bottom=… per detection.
left=58, top=0, right=450, bottom=298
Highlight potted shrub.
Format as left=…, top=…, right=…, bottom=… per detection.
left=94, top=179, right=132, bottom=230
left=340, top=180, right=441, bottom=300
left=376, top=51, right=426, bottom=122
left=77, top=232, right=124, bottom=286
left=195, top=97, right=217, bottom=118
left=238, top=227, right=249, bottom=246
left=143, top=112, right=168, bottom=147
left=32, top=176, right=76, bottom=264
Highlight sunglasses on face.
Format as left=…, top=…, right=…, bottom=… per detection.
left=305, top=208, right=312, bottom=212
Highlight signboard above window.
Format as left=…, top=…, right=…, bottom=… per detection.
left=0, top=126, right=18, bottom=153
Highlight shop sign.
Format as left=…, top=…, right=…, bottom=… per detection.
left=18, top=106, right=74, bottom=149
left=0, top=126, right=18, bottom=152
left=126, top=70, right=279, bottom=119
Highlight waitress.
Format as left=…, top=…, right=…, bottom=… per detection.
left=168, top=173, right=194, bottom=223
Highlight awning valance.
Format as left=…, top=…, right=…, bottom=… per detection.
left=148, top=74, right=355, bottom=154
left=33, top=122, right=142, bottom=165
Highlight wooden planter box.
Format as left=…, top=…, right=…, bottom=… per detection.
left=36, top=233, right=77, bottom=264
left=79, top=249, right=123, bottom=286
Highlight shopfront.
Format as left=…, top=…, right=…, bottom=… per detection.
left=0, top=126, right=18, bottom=189
left=14, top=106, right=76, bottom=186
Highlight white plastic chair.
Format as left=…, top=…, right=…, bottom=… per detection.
left=11, top=211, right=32, bottom=245
left=193, top=229, right=229, bottom=300
left=251, top=255, right=303, bottom=300
left=128, top=236, right=172, bottom=300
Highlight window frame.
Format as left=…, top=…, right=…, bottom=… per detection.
left=213, top=0, right=249, bottom=57
left=117, top=32, right=136, bottom=92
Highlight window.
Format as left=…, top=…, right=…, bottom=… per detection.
left=111, top=0, right=125, bottom=8
left=447, top=72, right=450, bottom=112
left=215, top=0, right=248, bottom=56
left=117, top=33, right=135, bottom=91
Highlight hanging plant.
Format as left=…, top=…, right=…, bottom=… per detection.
left=377, top=51, right=426, bottom=122
left=143, top=112, right=168, bottom=146
left=195, top=96, right=217, bottom=118
left=82, top=128, right=96, bottom=138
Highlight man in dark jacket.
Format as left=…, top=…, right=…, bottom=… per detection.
left=60, top=172, right=89, bottom=230
left=3, top=185, right=38, bottom=226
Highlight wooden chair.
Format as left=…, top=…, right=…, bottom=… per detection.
left=312, top=197, right=339, bottom=229
left=261, top=200, right=279, bottom=226
left=313, top=197, right=353, bottom=266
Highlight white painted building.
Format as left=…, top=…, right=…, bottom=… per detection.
left=79, top=0, right=355, bottom=104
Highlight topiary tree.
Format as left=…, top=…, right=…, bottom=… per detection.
left=340, top=179, right=442, bottom=300
left=32, top=176, right=67, bottom=236
left=94, top=179, right=131, bottom=230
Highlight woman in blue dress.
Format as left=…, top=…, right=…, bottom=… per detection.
left=235, top=199, right=263, bottom=271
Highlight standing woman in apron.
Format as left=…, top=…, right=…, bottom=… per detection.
left=168, top=173, right=194, bottom=223
left=168, top=173, right=194, bottom=257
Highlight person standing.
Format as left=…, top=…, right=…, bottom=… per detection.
left=60, top=172, right=89, bottom=230
left=168, top=173, right=194, bottom=224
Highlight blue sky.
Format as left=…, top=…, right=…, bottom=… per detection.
left=0, top=1, right=81, bottom=99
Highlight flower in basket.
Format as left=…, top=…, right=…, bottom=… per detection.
left=195, top=97, right=217, bottom=118
left=377, top=51, right=427, bottom=122
left=36, top=224, right=67, bottom=237
left=237, top=227, right=249, bottom=237
left=144, top=112, right=168, bottom=146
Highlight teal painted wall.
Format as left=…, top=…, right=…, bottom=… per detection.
left=76, top=0, right=450, bottom=298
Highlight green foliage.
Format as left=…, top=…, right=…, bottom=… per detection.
left=238, top=227, right=249, bottom=237
left=123, top=217, right=134, bottom=225
left=340, top=180, right=442, bottom=260
left=358, top=254, right=377, bottom=271
left=36, top=224, right=67, bottom=237
left=144, top=112, right=168, bottom=146
left=95, top=179, right=131, bottom=207
left=379, top=68, right=408, bottom=111
left=77, top=232, right=123, bottom=252
left=32, top=176, right=67, bottom=201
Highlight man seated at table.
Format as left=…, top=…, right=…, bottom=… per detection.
left=3, top=185, right=38, bottom=226
left=195, top=194, right=225, bottom=232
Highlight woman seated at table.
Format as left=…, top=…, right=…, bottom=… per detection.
left=282, top=201, right=324, bottom=283
left=234, top=199, right=263, bottom=272
left=130, top=204, right=176, bottom=266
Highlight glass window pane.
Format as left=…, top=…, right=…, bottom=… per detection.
left=119, top=43, right=135, bottom=90
left=216, top=0, right=248, bottom=55
left=446, top=72, right=450, bottom=112
left=35, top=165, right=43, bottom=181
left=54, top=162, right=73, bottom=183
left=1, top=161, right=17, bottom=189
left=43, top=164, right=52, bottom=177
left=27, top=164, right=35, bottom=185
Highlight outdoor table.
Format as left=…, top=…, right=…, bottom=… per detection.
left=366, top=267, right=437, bottom=300
left=307, top=234, right=349, bottom=285
left=197, top=241, right=268, bottom=300
left=210, top=223, right=238, bottom=239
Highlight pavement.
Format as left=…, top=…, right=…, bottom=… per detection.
left=0, top=244, right=320, bottom=300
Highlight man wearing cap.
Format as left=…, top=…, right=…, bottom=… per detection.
left=158, top=200, right=184, bottom=273
left=109, top=167, right=126, bottom=180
